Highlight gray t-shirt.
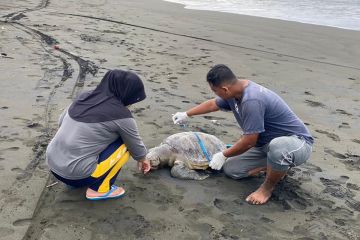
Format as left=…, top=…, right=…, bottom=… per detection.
left=216, top=81, right=313, bottom=146
left=46, top=110, right=147, bottom=180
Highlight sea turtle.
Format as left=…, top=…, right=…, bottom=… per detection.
left=146, top=132, right=227, bottom=180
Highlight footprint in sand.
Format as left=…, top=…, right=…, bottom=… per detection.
left=315, top=129, right=340, bottom=141
left=305, top=100, right=326, bottom=108
left=1, top=106, right=9, bottom=110
left=346, top=183, right=360, bottom=191
left=324, top=148, right=346, bottom=159
left=177, top=71, right=188, bottom=75
left=164, top=105, right=181, bottom=110
left=335, top=109, right=352, bottom=116
left=13, top=218, right=32, bottom=227
left=27, top=122, right=41, bottom=128
left=272, top=179, right=313, bottom=210
left=345, top=198, right=360, bottom=211
left=260, top=216, right=274, bottom=223
left=302, top=162, right=322, bottom=172
left=338, top=175, right=350, bottom=184
left=338, top=122, right=350, bottom=129
left=289, top=163, right=322, bottom=182
left=145, top=122, right=163, bottom=128
left=11, top=167, right=24, bottom=174
left=320, top=177, right=354, bottom=199
left=1, top=147, right=20, bottom=152
left=291, top=169, right=312, bottom=182
left=324, top=149, right=360, bottom=171
left=213, top=198, right=244, bottom=214
left=342, top=154, right=360, bottom=171
left=132, top=108, right=146, bottom=114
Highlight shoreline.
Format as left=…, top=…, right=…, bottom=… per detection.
left=162, top=0, right=360, bottom=32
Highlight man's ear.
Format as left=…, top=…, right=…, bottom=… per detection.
left=222, top=86, right=231, bottom=95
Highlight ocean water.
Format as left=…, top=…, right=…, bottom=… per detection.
left=164, top=0, right=360, bottom=30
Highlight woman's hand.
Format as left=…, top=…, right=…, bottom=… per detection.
left=138, top=159, right=151, bottom=174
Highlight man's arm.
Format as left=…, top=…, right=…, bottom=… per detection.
left=173, top=99, right=220, bottom=124
left=209, top=133, right=259, bottom=170
left=223, top=133, right=259, bottom=158
left=223, top=100, right=265, bottom=157
left=186, top=99, right=219, bottom=117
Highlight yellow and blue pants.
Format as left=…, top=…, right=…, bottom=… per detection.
left=51, top=138, right=130, bottom=193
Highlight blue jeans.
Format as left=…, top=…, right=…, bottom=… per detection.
left=223, top=135, right=312, bottom=179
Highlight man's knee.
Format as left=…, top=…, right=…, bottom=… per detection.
left=223, top=158, right=249, bottom=179
left=267, top=136, right=309, bottom=171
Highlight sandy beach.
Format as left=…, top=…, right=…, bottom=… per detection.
left=0, top=0, right=360, bottom=239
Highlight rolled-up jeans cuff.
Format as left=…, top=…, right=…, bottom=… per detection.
left=267, top=161, right=290, bottom=172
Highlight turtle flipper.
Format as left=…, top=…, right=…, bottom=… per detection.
left=170, top=161, right=209, bottom=180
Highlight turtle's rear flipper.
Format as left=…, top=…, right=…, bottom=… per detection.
left=171, top=161, right=209, bottom=180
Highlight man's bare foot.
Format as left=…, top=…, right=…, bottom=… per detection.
left=245, top=183, right=274, bottom=205
left=86, top=186, right=125, bottom=198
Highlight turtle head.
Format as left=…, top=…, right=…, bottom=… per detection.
left=146, top=145, right=172, bottom=169
left=146, top=149, right=161, bottom=170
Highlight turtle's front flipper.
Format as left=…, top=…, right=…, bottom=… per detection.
left=170, top=161, right=209, bottom=180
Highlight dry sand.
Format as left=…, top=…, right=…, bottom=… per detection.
left=0, top=0, right=360, bottom=239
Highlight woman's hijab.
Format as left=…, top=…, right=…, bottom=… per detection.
left=68, top=69, right=146, bottom=123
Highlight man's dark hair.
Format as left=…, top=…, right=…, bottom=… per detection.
left=206, top=64, right=236, bottom=87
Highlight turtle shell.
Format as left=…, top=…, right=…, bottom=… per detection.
left=163, top=132, right=226, bottom=169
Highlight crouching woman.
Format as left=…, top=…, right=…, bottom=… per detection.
left=46, top=70, right=150, bottom=200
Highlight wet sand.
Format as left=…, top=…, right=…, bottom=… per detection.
left=0, top=0, right=360, bottom=239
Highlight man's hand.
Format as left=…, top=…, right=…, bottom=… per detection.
left=172, top=112, right=188, bottom=125
left=209, top=152, right=227, bottom=170
left=138, top=159, right=151, bottom=174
